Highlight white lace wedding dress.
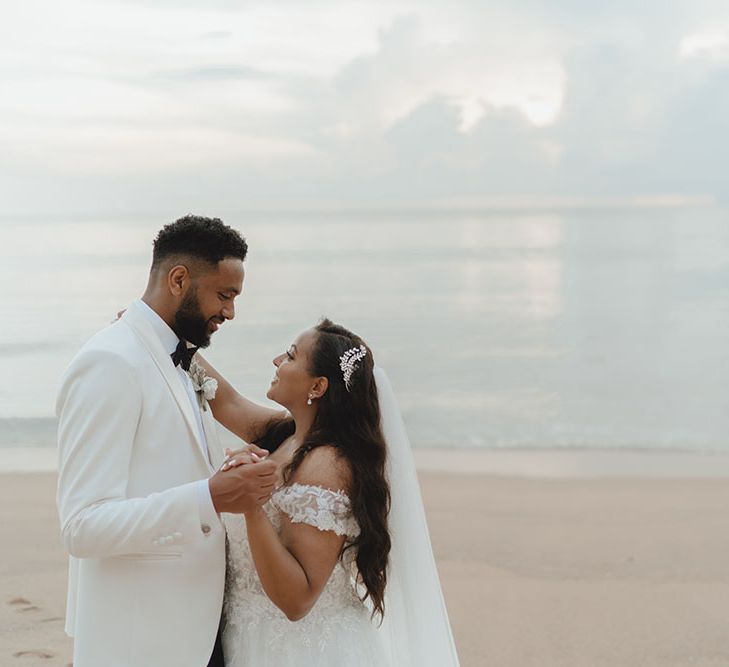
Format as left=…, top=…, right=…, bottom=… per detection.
left=221, top=483, right=388, bottom=666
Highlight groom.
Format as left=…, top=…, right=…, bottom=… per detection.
left=56, top=215, right=276, bottom=667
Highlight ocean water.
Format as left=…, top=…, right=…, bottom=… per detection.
left=2, top=207, right=728, bottom=451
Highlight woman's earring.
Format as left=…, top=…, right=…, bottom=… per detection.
left=307, top=397, right=313, bottom=406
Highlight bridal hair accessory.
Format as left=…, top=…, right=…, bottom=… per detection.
left=339, top=345, right=367, bottom=391
left=187, top=358, right=218, bottom=411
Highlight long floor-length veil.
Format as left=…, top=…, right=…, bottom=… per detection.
left=373, top=367, right=460, bottom=666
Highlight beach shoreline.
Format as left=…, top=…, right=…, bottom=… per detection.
left=5, top=445, right=729, bottom=478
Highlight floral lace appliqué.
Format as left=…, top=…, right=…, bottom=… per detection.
left=271, top=483, right=360, bottom=537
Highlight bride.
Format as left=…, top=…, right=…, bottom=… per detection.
left=199, top=318, right=460, bottom=666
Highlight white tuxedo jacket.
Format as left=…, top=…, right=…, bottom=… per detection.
left=56, top=300, right=227, bottom=667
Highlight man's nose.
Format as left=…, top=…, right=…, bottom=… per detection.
left=273, top=355, right=283, bottom=367
left=222, top=302, right=235, bottom=320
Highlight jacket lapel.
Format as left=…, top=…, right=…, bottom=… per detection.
left=121, top=302, right=211, bottom=471
left=201, top=408, right=225, bottom=472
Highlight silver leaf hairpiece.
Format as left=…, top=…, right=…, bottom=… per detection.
left=339, top=344, right=367, bottom=392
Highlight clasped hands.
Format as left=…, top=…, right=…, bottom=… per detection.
left=208, top=443, right=279, bottom=515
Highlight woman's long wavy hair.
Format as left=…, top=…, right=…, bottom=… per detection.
left=256, top=318, right=391, bottom=620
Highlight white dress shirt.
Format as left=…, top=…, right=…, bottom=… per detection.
left=136, top=299, right=218, bottom=522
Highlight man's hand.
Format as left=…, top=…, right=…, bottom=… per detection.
left=209, top=458, right=278, bottom=514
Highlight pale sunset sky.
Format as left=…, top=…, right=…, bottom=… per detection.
left=1, top=0, right=728, bottom=216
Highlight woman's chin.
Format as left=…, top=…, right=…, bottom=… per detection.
left=266, top=386, right=283, bottom=406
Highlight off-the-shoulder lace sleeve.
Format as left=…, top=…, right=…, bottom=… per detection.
left=271, top=483, right=360, bottom=537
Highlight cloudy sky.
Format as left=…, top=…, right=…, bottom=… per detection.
left=1, top=0, right=728, bottom=216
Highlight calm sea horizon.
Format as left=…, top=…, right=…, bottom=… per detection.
left=2, top=206, right=728, bottom=452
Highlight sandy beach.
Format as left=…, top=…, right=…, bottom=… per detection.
left=4, top=453, right=729, bottom=666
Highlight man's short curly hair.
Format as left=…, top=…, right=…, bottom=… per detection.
left=151, top=215, right=248, bottom=270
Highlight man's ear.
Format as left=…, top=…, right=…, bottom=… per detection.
left=167, top=265, right=189, bottom=296
left=310, top=376, right=329, bottom=400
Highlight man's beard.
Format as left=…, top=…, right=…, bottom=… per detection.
left=173, top=288, right=212, bottom=348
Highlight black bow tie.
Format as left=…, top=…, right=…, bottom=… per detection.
left=171, top=340, right=198, bottom=372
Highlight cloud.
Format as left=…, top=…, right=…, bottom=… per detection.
left=653, top=66, right=729, bottom=196
left=200, top=30, right=234, bottom=40
left=680, top=31, right=729, bottom=61
left=150, top=65, right=274, bottom=82
left=384, top=99, right=560, bottom=197
left=331, top=15, right=566, bottom=132
left=1, top=0, right=729, bottom=214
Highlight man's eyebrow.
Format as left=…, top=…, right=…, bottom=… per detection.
left=222, top=287, right=240, bottom=295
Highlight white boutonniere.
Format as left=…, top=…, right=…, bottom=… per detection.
left=187, top=358, right=218, bottom=411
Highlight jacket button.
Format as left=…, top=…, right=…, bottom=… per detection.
left=201, top=524, right=211, bottom=535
